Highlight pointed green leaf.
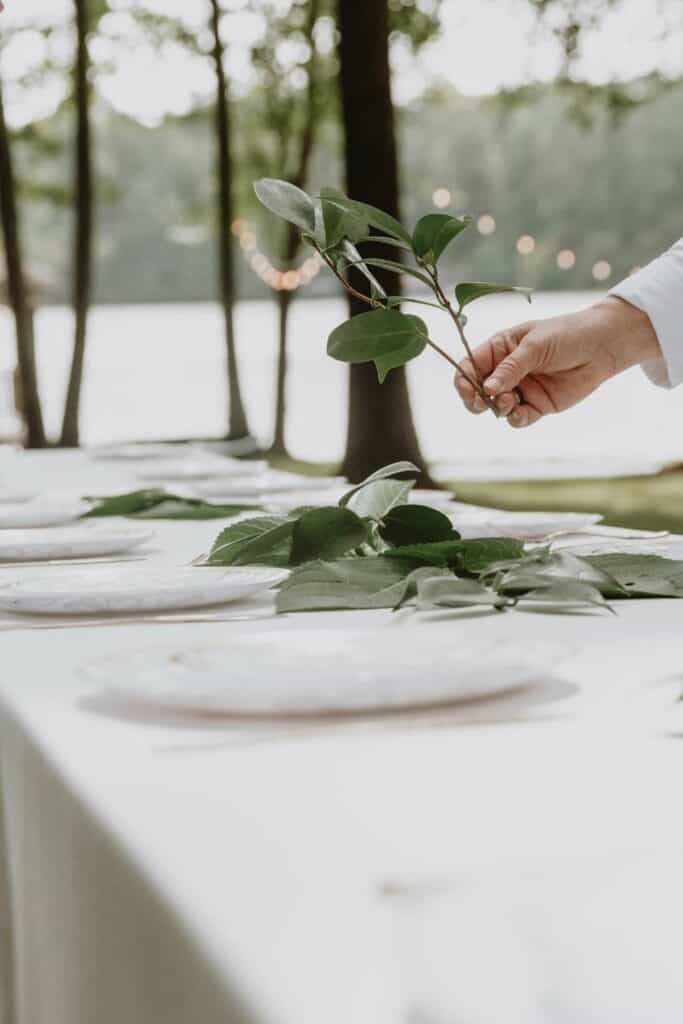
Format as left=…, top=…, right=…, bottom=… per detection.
left=455, top=282, right=533, bottom=310
left=380, top=505, right=459, bottom=547
left=347, top=479, right=414, bottom=521
left=318, top=194, right=412, bottom=245
left=339, top=461, right=419, bottom=508
left=417, top=576, right=513, bottom=610
left=327, top=309, right=428, bottom=381
left=412, top=214, right=471, bottom=264
left=290, top=507, right=369, bottom=565
left=385, top=537, right=525, bottom=571
left=339, top=240, right=387, bottom=298
left=517, top=581, right=614, bottom=614
left=254, top=178, right=315, bottom=232
left=348, top=257, right=434, bottom=289
left=320, top=187, right=368, bottom=247
left=204, top=515, right=294, bottom=567
left=276, top=557, right=416, bottom=613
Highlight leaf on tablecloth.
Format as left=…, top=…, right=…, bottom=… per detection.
left=83, top=489, right=259, bottom=520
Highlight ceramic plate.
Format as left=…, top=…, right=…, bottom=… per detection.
left=0, top=565, right=285, bottom=615
left=450, top=509, right=602, bottom=540
left=79, top=630, right=556, bottom=717
left=199, top=474, right=346, bottom=500
left=88, top=442, right=188, bottom=461
left=135, top=458, right=268, bottom=483
left=0, top=488, right=38, bottom=505
left=0, top=498, right=88, bottom=530
left=0, top=524, right=153, bottom=563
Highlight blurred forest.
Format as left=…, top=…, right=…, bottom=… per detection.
left=12, top=80, right=683, bottom=304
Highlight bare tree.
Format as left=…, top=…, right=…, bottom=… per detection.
left=209, top=0, right=250, bottom=440
left=0, top=78, right=46, bottom=447
left=337, top=0, right=431, bottom=483
left=60, top=0, right=94, bottom=446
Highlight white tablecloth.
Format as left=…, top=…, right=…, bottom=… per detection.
left=2, top=451, right=683, bottom=1023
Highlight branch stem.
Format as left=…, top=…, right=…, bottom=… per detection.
left=320, top=250, right=489, bottom=400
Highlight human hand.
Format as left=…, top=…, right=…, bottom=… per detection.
left=455, top=297, right=661, bottom=428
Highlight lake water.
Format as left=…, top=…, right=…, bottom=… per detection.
left=1, top=292, right=681, bottom=478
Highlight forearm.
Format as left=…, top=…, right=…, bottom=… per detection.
left=609, top=238, right=683, bottom=387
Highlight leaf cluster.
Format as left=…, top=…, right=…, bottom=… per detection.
left=82, top=489, right=261, bottom=521
left=196, top=460, right=683, bottom=617
left=253, top=178, right=531, bottom=388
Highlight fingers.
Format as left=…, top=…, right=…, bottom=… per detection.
left=455, top=323, right=535, bottom=414
left=484, top=337, right=543, bottom=397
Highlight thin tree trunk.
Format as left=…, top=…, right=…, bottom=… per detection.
left=0, top=80, right=46, bottom=448
left=209, top=0, right=249, bottom=440
left=60, top=0, right=93, bottom=447
left=337, top=0, right=432, bottom=485
left=270, top=287, right=291, bottom=455
left=269, top=0, right=320, bottom=457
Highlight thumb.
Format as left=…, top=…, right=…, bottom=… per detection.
left=484, top=338, right=542, bottom=396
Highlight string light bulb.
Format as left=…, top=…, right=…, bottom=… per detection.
left=231, top=218, right=322, bottom=292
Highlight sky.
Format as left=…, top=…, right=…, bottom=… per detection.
left=1, top=0, right=682, bottom=125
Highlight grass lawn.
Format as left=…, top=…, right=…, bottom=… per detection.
left=445, top=473, right=683, bottom=534
left=266, top=453, right=683, bottom=534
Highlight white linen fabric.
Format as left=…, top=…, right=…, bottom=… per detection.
left=610, top=237, right=683, bottom=387
left=3, top=451, right=683, bottom=1022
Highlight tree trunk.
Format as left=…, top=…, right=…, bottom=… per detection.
left=269, top=0, right=320, bottom=457
left=270, top=286, right=292, bottom=456
left=337, top=0, right=432, bottom=485
left=209, top=0, right=250, bottom=441
left=0, top=80, right=46, bottom=447
left=60, top=0, right=93, bottom=447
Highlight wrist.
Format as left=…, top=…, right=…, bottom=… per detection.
left=594, top=296, right=662, bottom=373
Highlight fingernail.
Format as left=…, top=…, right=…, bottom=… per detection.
left=509, top=409, right=523, bottom=426
left=485, top=377, right=502, bottom=394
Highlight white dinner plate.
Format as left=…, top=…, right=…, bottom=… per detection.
left=0, top=498, right=88, bottom=530
left=0, top=524, right=153, bottom=563
left=0, top=566, right=285, bottom=615
left=0, top=487, right=38, bottom=505
left=135, top=458, right=269, bottom=483
left=88, top=442, right=189, bottom=461
left=450, top=508, right=602, bottom=540
left=79, top=630, right=556, bottom=718
left=199, top=474, right=346, bottom=500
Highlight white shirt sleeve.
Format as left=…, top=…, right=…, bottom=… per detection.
left=609, top=237, right=683, bottom=388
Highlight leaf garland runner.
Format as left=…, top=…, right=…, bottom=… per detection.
left=83, top=489, right=261, bottom=521
left=197, top=463, right=683, bottom=617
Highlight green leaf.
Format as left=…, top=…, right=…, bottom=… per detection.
left=320, top=187, right=368, bottom=247
left=417, top=576, right=513, bottom=610
left=585, top=554, right=683, bottom=598
left=276, top=557, right=417, bottom=613
left=83, top=489, right=259, bottom=521
left=347, top=257, right=435, bottom=290
left=339, top=240, right=387, bottom=298
left=318, top=194, right=412, bottom=245
left=454, top=282, right=533, bottom=310
left=290, top=507, right=369, bottom=565
left=82, top=489, right=168, bottom=517
left=327, top=309, right=429, bottom=382
left=517, top=581, right=614, bottom=614
left=347, top=479, right=414, bottom=521
left=355, top=235, right=413, bottom=252
left=412, top=214, right=471, bottom=264
left=204, top=516, right=294, bottom=567
left=129, top=499, right=258, bottom=521
left=380, top=505, right=458, bottom=547
left=386, top=296, right=443, bottom=311
left=339, top=461, right=419, bottom=508
left=496, top=551, right=626, bottom=596
left=384, top=537, right=525, bottom=571
left=254, top=178, right=315, bottom=232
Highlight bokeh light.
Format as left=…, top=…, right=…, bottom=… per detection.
left=557, top=249, right=576, bottom=270
left=477, top=214, right=496, bottom=235
left=592, top=260, right=612, bottom=282
left=432, top=187, right=451, bottom=209
left=516, top=234, right=535, bottom=256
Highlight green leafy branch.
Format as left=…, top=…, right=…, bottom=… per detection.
left=253, top=179, right=532, bottom=414
left=194, top=461, right=683, bottom=617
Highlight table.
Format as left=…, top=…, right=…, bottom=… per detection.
left=2, top=451, right=683, bottom=1023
